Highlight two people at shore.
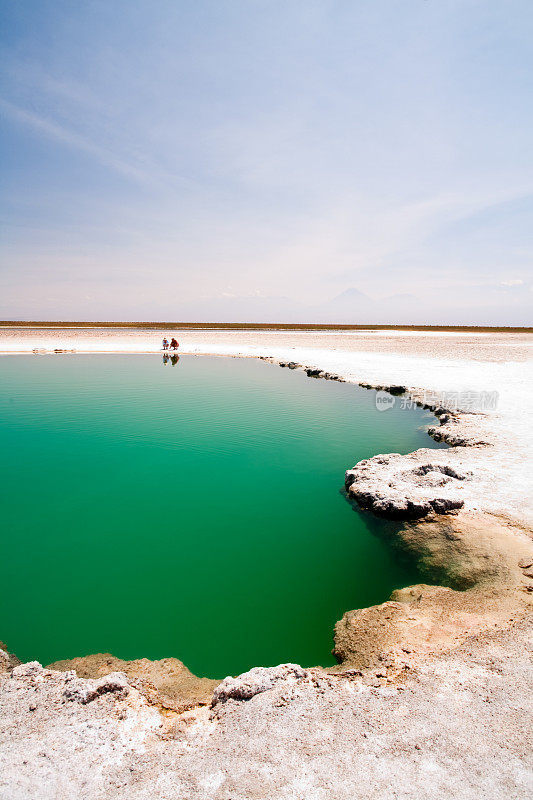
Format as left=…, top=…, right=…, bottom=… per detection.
left=162, top=337, right=179, bottom=351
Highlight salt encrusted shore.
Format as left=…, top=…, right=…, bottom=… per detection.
left=1, top=327, right=532, bottom=799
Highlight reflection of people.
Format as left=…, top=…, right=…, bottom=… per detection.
left=162, top=353, right=169, bottom=365
left=162, top=338, right=169, bottom=350
left=170, top=337, right=179, bottom=351
left=170, top=354, right=179, bottom=366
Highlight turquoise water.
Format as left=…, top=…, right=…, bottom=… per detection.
left=0, top=355, right=444, bottom=678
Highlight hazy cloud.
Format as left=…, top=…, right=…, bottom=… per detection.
left=1, top=1, right=532, bottom=323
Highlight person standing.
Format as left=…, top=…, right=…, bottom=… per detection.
left=162, top=338, right=169, bottom=350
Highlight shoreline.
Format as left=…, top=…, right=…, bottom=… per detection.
left=1, top=327, right=532, bottom=798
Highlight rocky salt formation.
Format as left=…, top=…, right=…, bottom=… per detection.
left=62, top=670, right=131, bottom=704
left=211, top=664, right=306, bottom=705
left=345, top=453, right=469, bottom=519
left=0, top=643, right=20, bottom=675
left=48, top=653, right=219, bottom=713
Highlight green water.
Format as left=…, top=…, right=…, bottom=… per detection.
left=0, top=354, right=445, bottom=678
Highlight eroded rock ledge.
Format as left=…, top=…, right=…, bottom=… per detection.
left=345, top=455, right=469, bottom=519
left=47, top=653, right=219, bottom=713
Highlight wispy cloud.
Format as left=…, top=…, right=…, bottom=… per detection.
left=0, top=97, right=154, bottom=185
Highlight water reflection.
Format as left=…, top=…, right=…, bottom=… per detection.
left=162, top=354, right=180, bottom=366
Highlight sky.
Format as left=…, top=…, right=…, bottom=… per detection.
left=1, top=0, right=532, bottom=324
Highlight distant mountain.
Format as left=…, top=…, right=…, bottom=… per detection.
left=332, top=288, right=370, bottom=301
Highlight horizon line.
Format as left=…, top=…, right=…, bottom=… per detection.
left=1, top=321, right=532, bottom=333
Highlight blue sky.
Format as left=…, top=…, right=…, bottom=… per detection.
left=1, top=0, right=532, bottom=323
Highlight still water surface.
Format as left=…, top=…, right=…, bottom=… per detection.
left=0, top=355, right=445, bottom=677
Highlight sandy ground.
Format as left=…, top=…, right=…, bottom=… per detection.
left=1, top=327, right=532, bottom=799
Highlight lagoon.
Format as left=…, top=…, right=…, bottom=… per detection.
left=0, top=354, right=445, bottom=677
